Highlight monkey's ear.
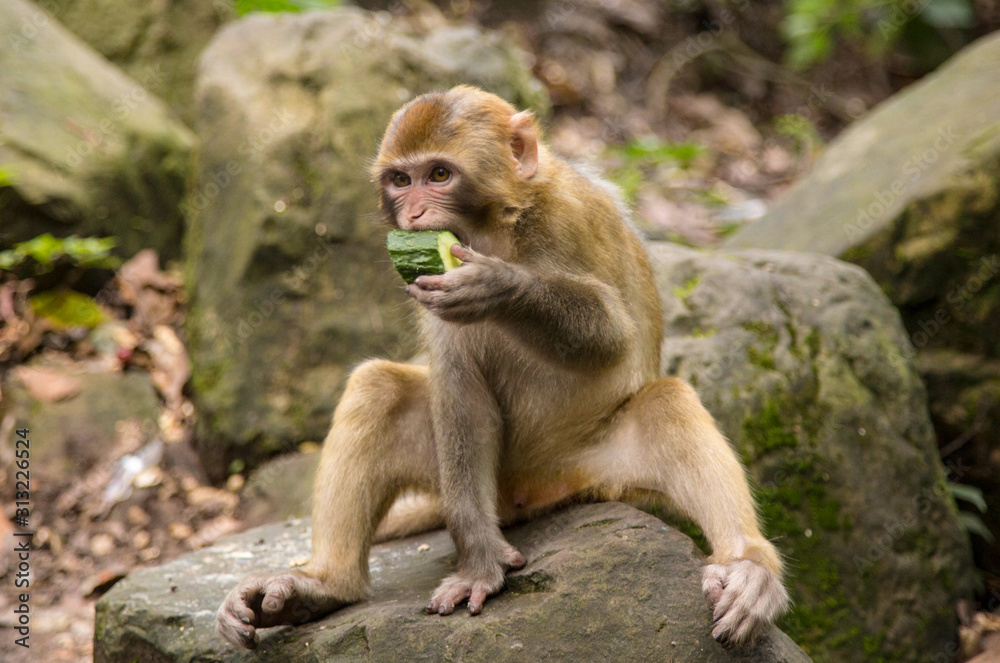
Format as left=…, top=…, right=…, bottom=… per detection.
left=509, top=111, right=538, bottom=179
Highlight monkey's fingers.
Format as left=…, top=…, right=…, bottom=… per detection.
left=411, top=275, right=447, bottom=291
left=449, top=244, right=475, bottom=262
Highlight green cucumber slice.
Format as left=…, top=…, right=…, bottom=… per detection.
left=386, top=230, right=462, bottom=284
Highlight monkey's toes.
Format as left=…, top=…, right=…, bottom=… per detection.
left=702, top=559, right=789, bottom=649
left=504, top=547, right=526, bottom=570
left=426, top=572, right=506, bottom=616
left=425, top=580, right=470, bottom=615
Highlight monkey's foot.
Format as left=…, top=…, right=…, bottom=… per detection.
left=702, top=559, right=790, bottom=649
left=426, top=546, right=526, bottom=616
left=215, top=572, right=349, bottom=650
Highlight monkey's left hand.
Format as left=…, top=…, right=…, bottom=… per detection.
left=406, top=245, right=521, bottom=323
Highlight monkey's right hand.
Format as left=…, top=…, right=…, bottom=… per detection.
left=215, top=572, right=347, bottom=649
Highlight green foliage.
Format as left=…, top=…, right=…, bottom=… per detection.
left=775, top=113, right=824, bottom=154
left=611, top=139, right=705, bottom=169
left=0, top=166, right=15, bottom=187
left=29, top=290, right=104, bottom=330
left=234, top=0, right=340, bottom=16
left=605, top=138, right=707, bottom=202
left=950, top=482, right=987, bottom=512
left=0, top=233, right=120, bottom=274
left=781, top=0, right=975, bottom=69
left=950, top=482, right=995, bottom=542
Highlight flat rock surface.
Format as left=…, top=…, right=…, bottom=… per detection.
left=95, top=502, right=810, bottom=662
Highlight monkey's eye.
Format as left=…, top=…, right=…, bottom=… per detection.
left=429, top=166, right=451, bottom=183
left=392, top=172, right=411, bottom=187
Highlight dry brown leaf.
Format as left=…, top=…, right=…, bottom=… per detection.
left=186, top=485, right=239, bottom=512
left=144, top=325, right=190, bottom=409
left=966, top=649, right=1000, bottom=663
left=637, top=192, right=717, bottom=246
left=671, top=94, right=762, bottom=155
left=188, top=516, right=241, bottom=550
left=13, top=366, right=82, bottom=403
left=117, top=249, right=178, bottom=294
left=81, top=566, right=128, bottom=598
left=168, top=522, right=194, bottom=540
left=961, top=609, right=1000, bottom=661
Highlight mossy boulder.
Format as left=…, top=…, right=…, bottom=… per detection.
left=184, top=7, right=548, bottom=475
left=649, top=243, right=975, bottom=662
left=94, top=502, right=811, bottom=663
left=47, top=0, right=233, bottom=127
left=720, top=33, right=1000, bottom=575
left=0, top=0, right=194, bottom=259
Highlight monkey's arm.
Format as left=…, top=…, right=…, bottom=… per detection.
left=408, top=245, right=634, bottom=369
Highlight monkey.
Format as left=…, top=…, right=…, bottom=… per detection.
left=216, top=85, right=789, bottom=650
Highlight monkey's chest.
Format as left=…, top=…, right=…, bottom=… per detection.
left=451, top=321, right=637, bottom=456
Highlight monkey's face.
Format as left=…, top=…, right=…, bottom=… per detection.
left=379, top=157, right=468, bottom=240
left=372, top=86, right=540, bottom=253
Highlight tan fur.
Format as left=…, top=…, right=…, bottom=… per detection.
left=216, top=87, right=788, bottom=651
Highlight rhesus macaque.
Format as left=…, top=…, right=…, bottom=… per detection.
left=217, top=85, right=789, bottom=650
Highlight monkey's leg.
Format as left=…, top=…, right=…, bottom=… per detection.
left=424, top=358, right=526, bottom=616
left=216, top=359, right=437, bottom=650
left=582, top=377, right=789, bottom=648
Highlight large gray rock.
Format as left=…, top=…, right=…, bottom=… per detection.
left=648, top=244, right=975, bottom=662
left=94, top=502, right=811, bottom=663
left=721, top=32, right=1000, bottom=262
left=48, top=0, right=233, bottom=126
left=236, top=452, right=319, bottom=528
left=720, top=32, right=1000, bottom=369
left=720, top=35, right=1000, bottom=571
left=185, top=8, right=548, bottom=474
left=0, top=0, right=194, bottom=258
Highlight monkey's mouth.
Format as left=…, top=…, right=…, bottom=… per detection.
left=422, top=226, right=464, bottom=246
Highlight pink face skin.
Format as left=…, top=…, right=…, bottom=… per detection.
left=383, top=159, right=462, bottom=236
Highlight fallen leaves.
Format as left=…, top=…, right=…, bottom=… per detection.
left=12, top=365, right=82, bottom=402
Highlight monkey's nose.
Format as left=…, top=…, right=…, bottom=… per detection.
left=409, top=209, right=426, bottom=220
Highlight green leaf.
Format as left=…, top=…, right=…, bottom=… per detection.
left=785, top=31, right=833, bottom=69
left=0, top=251, right=18, bottom=271
left=235, top=0, right=340, bottom=15
left=958, top=512, right=995, bottom=542
left=783, top=11, right=820, bottom=40
left=612, top=139, right=706, bottom=170
left=921, top=0, right=975, bottom=29
left=29, top=290, right=104, bottom=330
left=950, top=482, right=987, bottom=512
left=0, top=233, right=119, bottom=273
left=61, top=236, right=121, bottom=269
